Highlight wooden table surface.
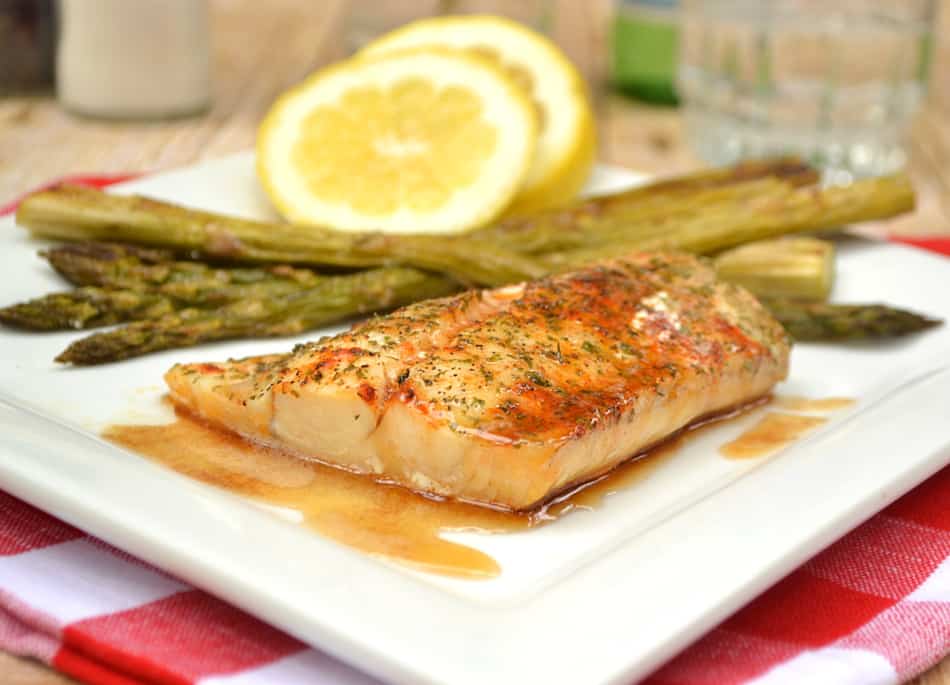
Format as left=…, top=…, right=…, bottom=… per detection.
left=0, top=1, right=947, bottom=683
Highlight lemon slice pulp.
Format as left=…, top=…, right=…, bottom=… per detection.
left=362, top=15, right=597, bottom=214
left=257, top=48, right=537, bottom=234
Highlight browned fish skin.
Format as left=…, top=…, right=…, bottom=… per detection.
left=166, top=253, right=789, bottom=510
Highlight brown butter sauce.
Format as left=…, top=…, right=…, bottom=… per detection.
left=104, top=406, right=671, bottom=580
left=104, top=395, right=849, bottom=579
left=719, top=413, right=827, bottom=459
left=774, top=396, right=856, bottom=412
left=719, top=395, right=854, bottom=459
left=105, top=410, right=517, bottom=580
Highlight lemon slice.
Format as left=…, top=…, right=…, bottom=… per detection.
left=361, top=15, right=597, bottom=214
left=257, top=49, right=537, bottom=234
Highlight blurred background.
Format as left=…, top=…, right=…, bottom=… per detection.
left=0, top=0, right=947, bottom=228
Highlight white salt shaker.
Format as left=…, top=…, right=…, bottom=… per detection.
left=56, top=0, right=211, bottom=119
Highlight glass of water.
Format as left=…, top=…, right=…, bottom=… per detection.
left=677, top=0, right=935, bottom=181
left=344, top=0, right=554, bottom=54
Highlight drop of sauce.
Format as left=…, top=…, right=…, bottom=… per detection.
left=775, top=396, right=855, bottom=413
left=719, top=412, right=827, bottom=459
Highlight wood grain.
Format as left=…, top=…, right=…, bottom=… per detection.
left=0, top=654, right=74, bottom=685
left=0, top=1, right=946, bottom=683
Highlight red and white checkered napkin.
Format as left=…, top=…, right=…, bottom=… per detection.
left=0, top=468, right=946, bottom=685
left=1, top=175, right=949, bottom=685
left=0, top=492, right=378, bottom=685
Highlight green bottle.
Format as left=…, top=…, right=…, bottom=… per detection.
left=611, top=0, right=679, bottom=105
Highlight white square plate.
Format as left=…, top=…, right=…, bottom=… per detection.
left=1, top=153, right=948, bottom=684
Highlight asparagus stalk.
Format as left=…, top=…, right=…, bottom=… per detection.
left=0, top=288, right=176, bottom=330
left=764, top=299, right=942, bottom=341
left=55, top=267, right=457, bottom=364
left=16, top=163, right=914, bottom=287
left=46, top=238, right=838, bottom=310
left=44, top=242, right=175, bottom=276
left=17, top=185, right=543, bottom=286
left=46, top=287, right=941, bottom=363
left=7, top=239, right=936, bottom=357
left=34, top=240, right=939, bottom=354
left=543, top=174, right=915, bottom=270
left=0, top=266, right=332, bottom=330
left=7, top=157, right=929, bottom=361
left=714, top=238, right=835, bottom=301
left=466, top=159, right=820, bottom=253
left=0, top=243, right=335, bottom=331
left=43, top=242, right=327, bottom=305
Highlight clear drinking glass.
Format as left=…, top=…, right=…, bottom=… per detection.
left=677, top=0, right=935, bottom=181
left=344, top=0, right=554, bottom=54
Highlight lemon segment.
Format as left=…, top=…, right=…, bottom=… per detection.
left=257, top=49, right=537, bottom=234
left=361, top=15, right=597, bottom=214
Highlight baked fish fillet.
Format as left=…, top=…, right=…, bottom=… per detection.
left=166, top=252, right=789, bottom=511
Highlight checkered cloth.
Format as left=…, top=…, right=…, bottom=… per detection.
left=0, top=469, right=946, bottom=685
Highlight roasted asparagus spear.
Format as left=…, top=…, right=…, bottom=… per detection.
left=0, top=288, right=176, bottom=330
left=44, top=242, right=175, bottom=278
left=466, top=159, right=820, bottom=253
left=43, top=242, right=326, bottom=304
left=45, top=238, right=838, bottom=308
left=713, top=238, right=835, bottom=301
left=0, top=243, right=338, bottom=330
left=764, top=299, right=942, bottom=341
left=56, top=267, right=457, bottom=365
left=7, top=156, right=935, bottom=362
left=17, top=185, right=544, bottom=286
left=543, top=174, right=914, bottom=270
left=17, top=165, right=914, bottom=286
left=10, top=254, right=937, bottom=359
left=5, top=238, right=936, bottom=348
left=49, top=289, right=941, bottom=364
